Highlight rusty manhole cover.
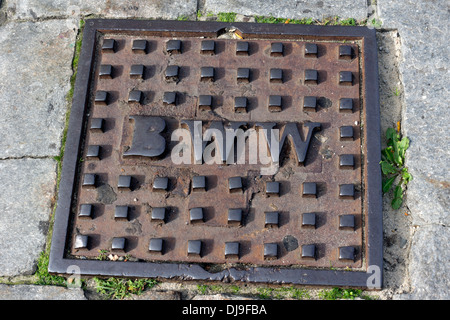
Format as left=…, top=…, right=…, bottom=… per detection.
left=49, top=20, right=382, bottom=288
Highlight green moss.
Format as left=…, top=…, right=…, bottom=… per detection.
left=94, top=277, right=158, bottom=300
left=255, top=15, right=364, bottom=26
left=34, top=251, right=66, bottom=286
left=318, top=287, right=371, bottom=300
left=217, top=12, right=237, bottom=22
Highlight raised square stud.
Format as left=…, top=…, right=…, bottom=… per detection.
left=90, top=118, right=105, bottom=133
left=304, top=69, right=318, bottom=85
left=302, top=182, right=317, bottom=198
left=153, top=177, right=169, bottom=191
left=200, top=67, right=214, bottom=82
left=82, top=174, right=96, bottom=188
left=301, top=244, right=316, bottom=259
left=270, top=68, right=283, bottom=83
left=99, top=64, right=113, bottom=79
left=236, top=41, right=249, bottom=55
left=86, top=145, right=101, bottom=160
left=128, top=90, right=143, bottom=104
left=268, top=95, right=282, bottom=112
left=151, top=207, right=166, bottom=223
left=130, top=64, right=145, bottom=79
left=74, top=235, right=89, bottom=249
left=118, top=175, right=132, bottom=189
left=79, top=204, right=93, bottom=219
left=237, top=68, right=250, bottom=83
left=149, top=238, right=164, bottom=254
left=102, top=39, right=116, bottom=53
left=264, top=243, right=278, bottom=260
left=339, top=71, right=353, bottom=85
left=305, top=43, right=318, bottom=57
left=339, top=184, right=355, bottom=199
left=340, top=126, right=354, bottom=141
left=201, top=40, right=215, bottom=54
left=189, top=207, right=204, bottom=224
left=270, top=42, right=284, bottom=57
left=339, top=214, right=355, bottom=230
left=264, top=211, right=279, bottom=228
left=234, top=97, right=248, bottom=113
left=111, top=237, right=126, bottom=251
left=114, top=206, right=129, bottom=221
left=339, top=98, right=353, bottom=112
left=94, top=91, right=108, bottom=105
left=339, top=154, right=355, bottom=169
left=339, top=45, right=352, bottom=60
left=192, top=175, right=206, bottom=192
left=225, top=242, right=240, bottom=259
left=198, top=95, right=212, bottom=111
left=266, top=181, right=280, bottom=197
left=132, top=39, right=148, bottom=53
left=228, top=209, right=242, bottom=226
left=302, top=212, right=316, bottom=229
left=339, top=246, right=356, bottom=261
left=187, top=240, right=202, bottom=257
left=303, top=96, right=317, bottom=111
left=228, top=176, right=243, bottom=193
left=165, top=65, right=179, bottom=82
left=163, top=92, right=177, bottom=106
left=166, top=39, right=181, bottom=54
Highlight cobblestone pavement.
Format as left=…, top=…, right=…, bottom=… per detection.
left=0, top=0, right=447, bottom=300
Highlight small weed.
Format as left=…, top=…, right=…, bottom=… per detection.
left=230, top=285, right=240, bottom=294
left=380, top=126, right=412, bottom=209
left=393, top=87, right=401, bottom=96
left=177, top=15, right=189, bottom=21
left=34, top=251, right=67, bottom=286
left=96, top=249, right=109, bottom=261
left=196, top=10, right=203, bottom=18
left=94, top=277, right=158, bottom=300
left=318, top=288, right=363, bottom=300
left=339, top=18, right=357, bottom=26
left=197, top=284, right=209, bottom=294
left=369, top=18, right=383, bottom=28
left=290, top=288, right=311, bottom=300
left=217, top=12, right=237, bottom=23
left=257, top=288, right=273, bottom=299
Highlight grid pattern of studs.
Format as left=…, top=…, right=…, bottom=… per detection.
left=71, top=35, right=363, bottom=268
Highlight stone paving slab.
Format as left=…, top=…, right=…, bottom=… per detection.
left=378, top=0, right=449, bottom=226
left=405, top=224, right=450, bottom=300
left=0, top=19, right=76, bottom=158
left=0, top=284, right=86, bottom=300
left=5, top=0, right=198, bottom=20
left=377, top=0, right=449, bottom=299
left=0, top=159, right=56, bottom=276
left=203, top=0, right=369, bottom=20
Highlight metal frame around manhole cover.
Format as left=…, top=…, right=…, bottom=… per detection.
left=49, top=19, right=382, bottom=288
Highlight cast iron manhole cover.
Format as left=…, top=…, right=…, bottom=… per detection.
left=49, top=20, right=382, bottom=288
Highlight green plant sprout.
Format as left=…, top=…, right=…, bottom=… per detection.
left=380, top=126, right=412, bottom=209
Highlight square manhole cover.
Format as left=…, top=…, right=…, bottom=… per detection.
left=49, top=20, right=382, bottom=288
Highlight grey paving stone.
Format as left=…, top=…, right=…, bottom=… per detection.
left=203, top=0, right=369, bottom=20
left=0, top=284, right=86, bottom=300
left=377, top=0, right=450, bottom=226
left=378, top=0, right=450, bottom=300
left=0, top=159, right=56, bottom=276
left=0, top=20, right=76, bottom=158
left=5, top=0, right=198, bottom=20
left=403, top=225, right=450, bottom=300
